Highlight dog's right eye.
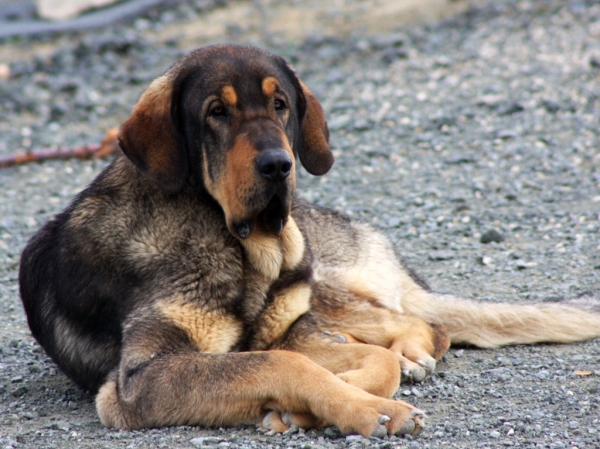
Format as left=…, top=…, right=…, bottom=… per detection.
left=210, top=104, right=227, bottom=118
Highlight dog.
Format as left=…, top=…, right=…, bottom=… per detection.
left=19, top=44, right=600, bottom=437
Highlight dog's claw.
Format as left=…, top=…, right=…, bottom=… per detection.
left=283, top=425, right=299, bottom=435
left=332, top=333, right=346, bottom=343
left=323, top=330, right=347, bottom=343
left=378, top=414, right=391, bottom=424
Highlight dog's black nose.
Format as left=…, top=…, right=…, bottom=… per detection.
left=255, top=149, right=292, bottom=182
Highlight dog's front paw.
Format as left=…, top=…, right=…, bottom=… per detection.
left=331, top=397, right=425, bottom=438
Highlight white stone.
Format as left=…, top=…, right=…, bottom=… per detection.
left=36, top=0, right=119, bottom=21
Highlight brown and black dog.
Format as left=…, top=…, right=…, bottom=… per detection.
left=19, top=44, right=600, bottom=437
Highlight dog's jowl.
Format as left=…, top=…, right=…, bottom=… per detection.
left=19, top=44, right=600, bottom=437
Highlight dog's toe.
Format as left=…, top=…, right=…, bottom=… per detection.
left=262, top=411, right=290, bottom=433
left=417, top=358, right=436, bottom=375
left=371, top=423, right=388, bottom=439
left=398, top=354, right=436, bottom=383
left=395, top=410, right=426, bottom=436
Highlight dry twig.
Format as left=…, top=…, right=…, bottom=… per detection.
left=0, top=128, right=119, bottom=169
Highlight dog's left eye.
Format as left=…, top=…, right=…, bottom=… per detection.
left=274, top=99, right=286, bottom=111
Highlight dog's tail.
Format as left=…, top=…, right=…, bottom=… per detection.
left=402, top=290, right=600, bottom=348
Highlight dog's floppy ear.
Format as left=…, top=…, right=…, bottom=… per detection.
left=296, top=81, right=334, bottom=176
left=118, top=75, right=188, bottom=194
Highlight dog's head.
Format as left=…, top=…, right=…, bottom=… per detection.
left=118, top=44, right=332, bottom=239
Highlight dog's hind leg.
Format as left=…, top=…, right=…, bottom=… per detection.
left=281, top=329, right=401, bottom=398
left=307, top=287, right=450, bottom=383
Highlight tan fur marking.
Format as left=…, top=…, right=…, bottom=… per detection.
left=253, top=283, right=312, bottom=349
left=262, top=76, right=278, bottom=97
left=96, top=379, right=127, bottom=428
left=159, top=302, right=242, bottom=353
left=202, top=134, right=258, bottom=228
left=281, top=217, right=304, bottom=270
left=223, top=135, right=259, bottom=214
left=241, top=217, right=303, bottom=280
left=222, top=85, right=238, bottom=106
left=240, top=230, right=283, bottom=281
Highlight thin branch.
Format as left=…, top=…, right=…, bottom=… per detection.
left=0, top=128, right=119, bottom=168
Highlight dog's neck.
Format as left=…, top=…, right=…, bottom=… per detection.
left=239, top=216, right=305, bottom=281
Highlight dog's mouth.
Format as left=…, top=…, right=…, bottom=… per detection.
left=232, top=193, right=290, bottom=239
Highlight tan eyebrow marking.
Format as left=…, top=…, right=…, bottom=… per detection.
left=221, top=85, right=238, bottom=106
left=262, top=76, right=278, bottom=97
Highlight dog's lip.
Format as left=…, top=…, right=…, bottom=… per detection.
left=258, top=194, right=288, bottom=236
left=231, top=191, right=290, bottom=239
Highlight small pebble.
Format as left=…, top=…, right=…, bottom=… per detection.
left=411, top=387, right=422, bottom=397
left=429, top=250, right=455, bottom=261
left=191, top=436, right=223, bottom=448
left=480, top=229, right=505, bottom=244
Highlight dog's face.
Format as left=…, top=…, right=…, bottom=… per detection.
left=117, top=45, right=333, bottom=239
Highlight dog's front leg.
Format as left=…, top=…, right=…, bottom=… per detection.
left=95, top=323, right=424, bottom=437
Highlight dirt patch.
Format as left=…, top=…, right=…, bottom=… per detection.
left=152, top=0, right=468, bottom=47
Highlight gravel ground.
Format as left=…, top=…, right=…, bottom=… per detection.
left=1, top=0, right=600, bottom=448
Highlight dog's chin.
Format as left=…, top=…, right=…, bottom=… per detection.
left=230, top=195, right=290, bottom=239
left=258, top=195, right=290, bottom=235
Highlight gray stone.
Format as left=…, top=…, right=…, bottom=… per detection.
left=480, top=229, right=505, bottom=244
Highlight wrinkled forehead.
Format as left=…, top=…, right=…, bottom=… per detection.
left=171, top=46, right=297, bottom=106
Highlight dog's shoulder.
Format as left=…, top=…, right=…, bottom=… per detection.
left=30, top=154, right=248, bottom=310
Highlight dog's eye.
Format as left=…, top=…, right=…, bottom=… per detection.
left=274, top=99, right=286, bottom=111
left=210, top=104, right=227, bottom=118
